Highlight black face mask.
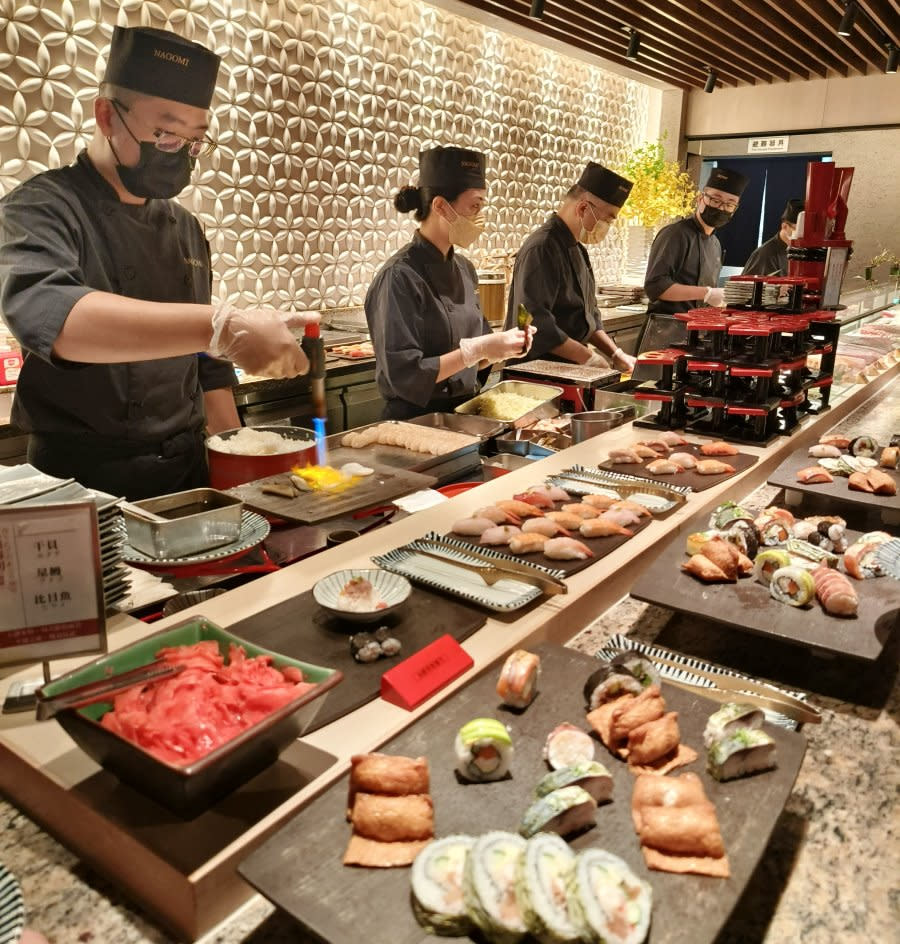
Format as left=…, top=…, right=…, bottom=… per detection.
left=113, top=141, right=194, bottom=199
left=699, top=204, right=734, bottom=229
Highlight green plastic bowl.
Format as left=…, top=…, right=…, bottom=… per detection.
left=38, top=617, right=342, bottom=818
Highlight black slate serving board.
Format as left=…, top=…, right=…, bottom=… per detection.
left=239, top=643, right=806, bottom=944
left=598, top=442, right=759, bottom=493
left=227, top=587, right=486, bottom=733
left=630, top=512, right=900, bottom=661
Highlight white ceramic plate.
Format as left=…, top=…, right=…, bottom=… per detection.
left=0, top=864, right=24, bottom=944
left=122, top=511, right=270, bottom=566
left=313, top=568, right=412, bottom=623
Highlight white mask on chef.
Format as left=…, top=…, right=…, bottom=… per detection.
left=445, top=204, right=485, bottom=249
left=579, top=204, right=610, bottom=245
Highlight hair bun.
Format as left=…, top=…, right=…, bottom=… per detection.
left=394, top=185, right=422, bottom=214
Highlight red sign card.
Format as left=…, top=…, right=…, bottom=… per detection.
left=381, top=634, right=474, bottom=711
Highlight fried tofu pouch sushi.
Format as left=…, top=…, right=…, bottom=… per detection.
left=350, top=792, right=434, bottom=842
left=347, top=753, right=429, bottom=814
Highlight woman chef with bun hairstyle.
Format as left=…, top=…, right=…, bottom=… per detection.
left=365, top=146, right=533, bottom=420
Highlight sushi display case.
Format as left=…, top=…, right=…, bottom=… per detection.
left=239, top=643, right=806, bottom=944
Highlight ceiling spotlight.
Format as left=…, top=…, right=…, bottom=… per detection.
left=627, top=30, right=641, bottom=60
left=529, top=0, right=545, bottom=19
left=704, top=68, right=717, bottom=93
left=887, top=42, right=899, bottom=73
left=837, top=1, right=858, bottom=37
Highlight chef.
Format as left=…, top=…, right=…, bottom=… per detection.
left=742, top=199, right=804, bottom=277
left=365, top=146, right=531, bottom=420
left=505, top=162, right=636, bottom=371
left=640, top=166, right=749, bottom=352
left=0, top=26, right=315, bottom=500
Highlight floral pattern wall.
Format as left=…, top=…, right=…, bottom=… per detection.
left=0, top=0, right=653, bottom=310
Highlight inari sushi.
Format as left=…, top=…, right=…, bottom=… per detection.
left=519, top=785, right=597, bottom=839
left=411, top=835, right=475, bottom=936
left=463, top=832, right=528, bottom=942
left=496, top=649, right=541, bottom=709
left=516, top=832, right=582, bottom=944
left=455, top=718, right=514, bottom=782
left=568, top=848, right=652, bottom=944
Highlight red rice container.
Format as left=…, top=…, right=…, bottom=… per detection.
left=206, top=426, right=316, bottom=489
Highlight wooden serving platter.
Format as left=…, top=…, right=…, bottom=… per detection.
left=239, top=643, right=806, bottom=944
left=598, top=442, right=759, bottom=493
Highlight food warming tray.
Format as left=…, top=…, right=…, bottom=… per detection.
left=239, top=642, right=806, bottom=944
left=407, top=412, right=508, bottom=439
left=454, top=380, right=564, bottom=428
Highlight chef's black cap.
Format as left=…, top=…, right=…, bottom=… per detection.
left=704, top=166, right=750, bottom=198
left=577, top=162, right=633, bottom=208
left=418, top=147, right=486, bottom=191
left=102, top=27, right=220, bottom=109
left=781, top=199, right=804, bottom=224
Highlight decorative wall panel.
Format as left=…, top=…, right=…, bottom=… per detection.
left=0, top=0, right=651, bottom=309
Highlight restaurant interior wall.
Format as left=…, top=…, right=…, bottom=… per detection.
left=0, top=0, right=655, bottom=313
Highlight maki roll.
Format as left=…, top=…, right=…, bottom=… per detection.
left=708, top=500, right=753, bottom=531
left=516, top=833, right=581, bottom=944
left=463, top=832, right=528, bottom=944
left=497, top=649, right=541, bottom=709
left=769, top=566, right=816, bottom=606
left=520, top=785, right=597, bottom=839
left=719, top=520, right=760, bottom=559
left=849, top=434, right=878, bottom=458
left=610, top=652, right=660, bottom=689
left=411, top=835, right=475, bottom=936
left=755, top=513, right=792, bottom=546
left=844, top=531, right=893, bottom=579
left=583, top=664, right=644, bottom=710
left=568, top=848, right=652, bottom=944
left=753, top=549, right=791, bottom=586
left=543, top=723, right=596, bottom=769
left=535, top=761, right=614, bottom=804
left=455, top=719, right=513, bottom=782
left=703, top=703, right=764, bottom=748
left=707, top=728, right=777, bottom=781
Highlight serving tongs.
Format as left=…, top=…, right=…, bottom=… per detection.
left=35, top=660, right=185, bottom=721
left=413, top=538, right=568, bottom=596
left=650, top=654, right=821, bottom=725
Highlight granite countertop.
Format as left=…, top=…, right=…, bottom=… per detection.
left=1, top=384, right=897, bottom=943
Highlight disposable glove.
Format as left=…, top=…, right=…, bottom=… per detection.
left=703, top=286, right=726, bottom=307
left=611, top=347, right=637, bottom=371
left=208, top=304, right=320, bottom=379
left=459, top=326, right=534, bottom=367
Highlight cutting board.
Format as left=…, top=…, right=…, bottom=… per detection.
left=226, top=464, right=437, bottom=524
left=598, top=442, right=759, bottom=493
left=226, top=586, right=486, bottom=733
left=239, top=642, right=806, bottom=944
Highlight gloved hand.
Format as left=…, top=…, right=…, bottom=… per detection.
left=208, top=303, right=320, bottom=379
left=459, top=327, right=532, bottom=367
left=703, top=286, right=726, bottom=307
left=611, top=347, right=637, bottom=372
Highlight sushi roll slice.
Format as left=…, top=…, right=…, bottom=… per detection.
left=703, top=703, right=765, bottom=748
left=497, top=649, right=541, bottom=709
left=753, top=549, right=791, bottom=586
left=707, top=728, right=777, bottom=781
left=411, top=835, right=475, bottom=936
left=534, top=761, right=614, bottom=804
left=519, top=785, right=597, bottom=839
left=568, top=848, right=652, bottom=944
left=463, top=832, right=528, bottom=944
left=756, top=515, right=792, bottom=546
left=515, top=833, right=581, bottom=944
left=708, top=500, right=754, bottom=531
left=769, top=566, right=816, bottom=607
left=583, top=664, right=644, bottom=710
left=610, top=652, right=661, bottom=689
left=455, top=719, right=514, bottom=782
left=543, top=723, right=595, bottom=769
left=848, top=434, right=878, bottom=458
left=880, top=446, right=899, bottom=469
left=720, top=520, right=760, bottom=559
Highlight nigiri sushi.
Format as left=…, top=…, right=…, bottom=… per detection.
left=818, top=434, right=850, bottom=448
left=451, top=516, right=499, bottom=536
left=700, top=440, right=739, bottom=456
left=658, top=431, right=688, bottom=446
left=637, top=439, right=672, bottom=455
left=543, top=537, right=595, bottom=561
left=646, top=458, right=684, bottom=475
left=696, top=459, right=735, bottom=475
left=669, top=451, right=697, bottom=470
left=579, top=518, right=633, bottom=538
left=475, top=505, right=516, bottom=524
left=546, top=511, right=587, bottom=531
left=631, top=444, right=662, bottom=459
left=812, top=564, right=858, bottom=616
left=513, top=490, right=556, bottom=510
left=808, top=444, right=842, bottom=458
left=610, top=499, right=651, bottom=518
left=522, top=517, right=570, bottom=537
left=538, top=485, right=572, bottom=502
left=560, top=502, right=600, bottom=519
left=495, top=499, right=545, bottom=520
left=601, top=508, right=642, bottom=528
left=480, top=525, right=521, bottom=545
left=508, top=532, right=549, bottom=554
left=607, top=448, right=643, bottom=464
left=580, top=493, right=618, bottom=510
left=796, top=466, right=834, bottom=484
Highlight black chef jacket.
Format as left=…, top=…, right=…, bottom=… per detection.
left=743, top=234, right=788, bottom=277
left=504, top=213, right=601, bottom=362
left=364, top=231, right=491, bottom=420
left=640, top=215, right=723, bottom=352
left=0, top=151, right=236, bottom=500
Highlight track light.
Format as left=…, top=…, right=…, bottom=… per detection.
left=704, top=68, right=717, bottom=93
left=887, top=42, right=899, bottom=73
left=627, top=30, right=641, bottom=60
left=837, top=1, right=857, bottom=37
left=529, top=0, right=544, bottom=19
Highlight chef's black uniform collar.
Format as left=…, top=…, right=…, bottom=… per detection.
left=689, top=213, right=715, bottom=239
left=548, top=212, right=577, bottom=247
left=414, top=229, right=456, bottom=263
left=75, top=149, right=157, bottom=210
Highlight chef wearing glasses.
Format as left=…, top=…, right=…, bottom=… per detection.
left=743, top=199, right=804, bottom=277
left=639, top=166, right=749, bottom=353
left=0, top=27, right=315, bottom=500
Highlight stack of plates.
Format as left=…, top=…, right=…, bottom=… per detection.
left=0, top=464, right=130, bottom=610
left=723, top=280, right=781, bottom=307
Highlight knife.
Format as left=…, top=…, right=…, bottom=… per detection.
left=660, top=676, right=821, bottom=725
left=413, top=540, right=568, bottom=595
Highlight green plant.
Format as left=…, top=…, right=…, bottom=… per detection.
left=857, top=249, right=900, bottom=284
left=616, top=138, right=696, bottom=228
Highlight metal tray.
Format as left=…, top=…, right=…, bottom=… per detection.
left=504, top=359, right=621, bottom=388
left=547, top=464, right=691, bottom=514
left=495, top=428, right=572, bottom=455
left=481, top=453, right=545, bottom=478
left=454, top=379, right=563, bottom=428
left=407, top=411, right=508, bottom=439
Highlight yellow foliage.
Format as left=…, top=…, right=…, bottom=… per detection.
left=616, top=139, right=696, bottom=228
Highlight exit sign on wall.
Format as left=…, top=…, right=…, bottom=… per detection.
left=748, top=136, right=789, bottom=153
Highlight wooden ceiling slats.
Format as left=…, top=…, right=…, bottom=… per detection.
left=825, top=0, right=899, bottom=63
left=857, top=0, right=900, bottom=40
left=804, top=0, right=889, bottom=70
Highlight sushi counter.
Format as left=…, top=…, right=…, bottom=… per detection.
left=0, top=368, right=898, bottom=944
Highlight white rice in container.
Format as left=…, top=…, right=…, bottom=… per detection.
left=207, top=428, right=302, bottom=456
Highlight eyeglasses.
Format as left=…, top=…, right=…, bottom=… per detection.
left=585, top=201, right=616, bottom=224
left=701, top=191, right=739, bottom=213
left=111, top=99, right=217, bottom=158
